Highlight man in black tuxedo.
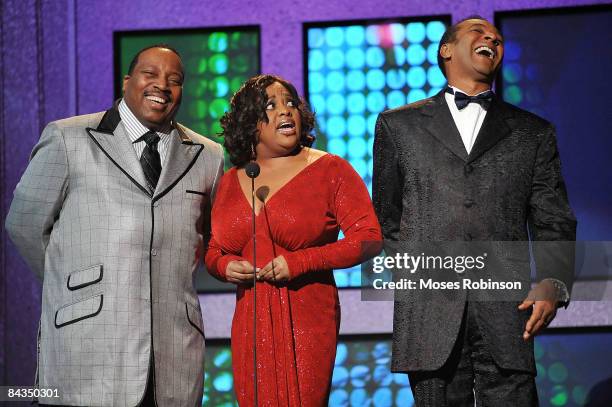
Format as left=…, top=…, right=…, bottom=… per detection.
left=373, top=16, right=576, bottom=405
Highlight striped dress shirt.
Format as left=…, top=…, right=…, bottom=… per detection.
left=118, top=99, right=173, bottom=165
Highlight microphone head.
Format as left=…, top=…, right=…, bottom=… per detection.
left=245, top=162, right=260, bottom=179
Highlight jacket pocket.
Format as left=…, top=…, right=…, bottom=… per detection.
left=67, top=264, right=103, bottom=290
left=185, top=302, right=205, bottom=338
left=186, top=190, right=206, bottom=197
left=55, top=294, right=103, bottom=328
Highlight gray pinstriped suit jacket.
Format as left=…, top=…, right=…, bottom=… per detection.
left=6, top=102, right=224, bottom=406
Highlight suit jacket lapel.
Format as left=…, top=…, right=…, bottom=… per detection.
left=86, top=102, right=151, bottom=196
left=421, top=91, right=468, bottom=161
left=467, top=97, right=512, bottom=163
left=154, top=125, right=204, bottom=200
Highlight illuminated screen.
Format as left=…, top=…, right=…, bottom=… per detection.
left=304, top=17, right=450, bottom=287
left=203, top=330, right=612, bottom=406
left=495, top=5, right=612, bottom=246
left=114, top=26, right=260, bottom=147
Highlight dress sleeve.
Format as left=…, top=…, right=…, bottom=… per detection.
left=204, top=171, right=245, bottom=282
left=284, top=157, right=383, bottom=279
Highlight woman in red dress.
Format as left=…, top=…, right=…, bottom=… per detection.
left=205, top=74, right=382, bottom=406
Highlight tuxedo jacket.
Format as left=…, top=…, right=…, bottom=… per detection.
left=372, top=91, right=576, bottom=373
left=6, top=102, right=224, bottom=406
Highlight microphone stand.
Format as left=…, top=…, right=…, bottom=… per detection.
left=245, top=162, right=260, bottom=406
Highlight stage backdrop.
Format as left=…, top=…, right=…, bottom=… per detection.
left=1, top=0, right=611, bottom=400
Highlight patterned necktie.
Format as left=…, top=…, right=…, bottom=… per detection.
left=136, top=130, right=162, bottom=190
left=446, top=87, right=494, bottom=110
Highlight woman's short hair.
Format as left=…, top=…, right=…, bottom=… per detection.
left=220, top=74, right=316, bottom=167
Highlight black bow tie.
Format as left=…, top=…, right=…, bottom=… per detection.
left=446, top=87, right=494, bottom=110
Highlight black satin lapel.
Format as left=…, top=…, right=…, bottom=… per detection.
left=422, top=93, right=469, bottom=161
left=467, top=98, right=512, bottom=164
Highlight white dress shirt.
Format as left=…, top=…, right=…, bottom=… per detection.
left=118, top=99, right=173, bottom=165
left=444, top=86, right=491, bottom=155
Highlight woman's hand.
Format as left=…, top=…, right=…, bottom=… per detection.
left=226, top=260, right=256, bottom=285
left=257, top=255, right=291, bottom=282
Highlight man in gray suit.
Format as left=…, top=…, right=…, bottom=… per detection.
left=373, top=17, right=575, bottom=405
left=6, top=45, right=224, bottom=406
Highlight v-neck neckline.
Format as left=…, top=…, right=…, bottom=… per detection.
left=235, top=153, right=331, bottom=217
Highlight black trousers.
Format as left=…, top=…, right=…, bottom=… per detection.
left=408, top=302, right=538, bottom=407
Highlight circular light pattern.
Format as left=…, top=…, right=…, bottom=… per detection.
left=346, top=48, right=366, bottom=69
left=407, top=66, right=427, bottom=88
left=326, top=27, right=345, bottom=47
left=366, top=69, right=386, bottom=91
left=346, top=25, right=366, bottom=46
left=427, top=66, right=446, bottom=87
left=328, top=138, right=347, bottom=156
left=347, top=93, right=366, bottom=114
left=211, top=77, right=229, bottom=97
left=426, top=21, right=446, bottom=42
left=309, top=49, right=325, bottom=71
left=327, top=93, right=346, bottom=115
left=389, top=23, right=405, bottom=45
left=406, top=22, right=426, bottom=43
left=373, top=387, right=393, bottom=407
left=505, top=85, right=523, bottom=104
left=366, top=47, right=385, bottom=68
left=428, top=87, right=442, bottom=97
left=327, top=71, right=346, bottom=93
left=348, top=115, right=367, bottom=137
left=209, top=54, right=228, bottom=74
left=351, top=158, right=368, bottom=179
left=550, top=384, right=568, bottom=406
left=503, top=63, right=523, bottom=84
left=387, top=90, right=406, bottom=109
left=427, top=43, right=439, bottom=65
left=326, top=49, right=345, bottom=70
left=310, top=94, right=326, bottom=115
left=308, top=28, right=325, bottom=48
left=309, top=72, right=325, bottom=93
left=548, top=362, right=569, bottom=383
left=329, top=389, right=349, bottom=406
left=407, top=44, right=426, bottom=65
left=392, top=45, right=406, bottom=66
left=347, top=70, right=366, bottom=91
left=327, top=116, right=347, bottom=139
left=386, top=69, right=405, bottom=89
left=408, top=89, right=427, bottom=103
left=365, top=25, right=381, bottom=45
left=367, top=115, right=378, bottom=135
left=348, top=138, right=367, bottom=158
left=332, top=366, right=350, bottom=387
left=208, top=33, right=228, bottom=52
left=366, top=91, right=386, bottom=112
left=212, top=371, right=233, bottom=392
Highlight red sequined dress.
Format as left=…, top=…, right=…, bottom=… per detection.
left=205, top=154, right=382, bottom=406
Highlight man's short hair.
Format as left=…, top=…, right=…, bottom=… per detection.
left=127, top=44, right=183, bottom=76
left=437, top=15, right=487, bottom=78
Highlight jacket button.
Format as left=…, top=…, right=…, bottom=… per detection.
left=153, top=201, right=160, bottom=207
left=151, top=249, right=158, bottom=256
left=464, top=233, right=473, bottom=241
left=464, top=199, right=474, bottom=208
left=464, top=165, right=474, bottom=175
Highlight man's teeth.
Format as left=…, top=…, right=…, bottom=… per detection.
left=146, top=96, right=167, bottom=104
left=475, top=46, right=494, bottom=59
left=278, top=122, right=295, bottom=129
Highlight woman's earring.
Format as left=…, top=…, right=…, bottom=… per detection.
left=251, top=143, right=256, bottom=160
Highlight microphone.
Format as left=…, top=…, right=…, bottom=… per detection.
left=245, top=161, right=260, bottom=179
left=245, top=161, right=260, bottom=406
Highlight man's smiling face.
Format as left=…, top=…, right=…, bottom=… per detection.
left=441, top=19, right=504, bottom=84
left=122, top=47, right=184, bottom=130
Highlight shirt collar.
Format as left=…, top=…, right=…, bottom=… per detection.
left=118, top=99, right=173, bottom=143
left=448, top=85, right=493, bottom=98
